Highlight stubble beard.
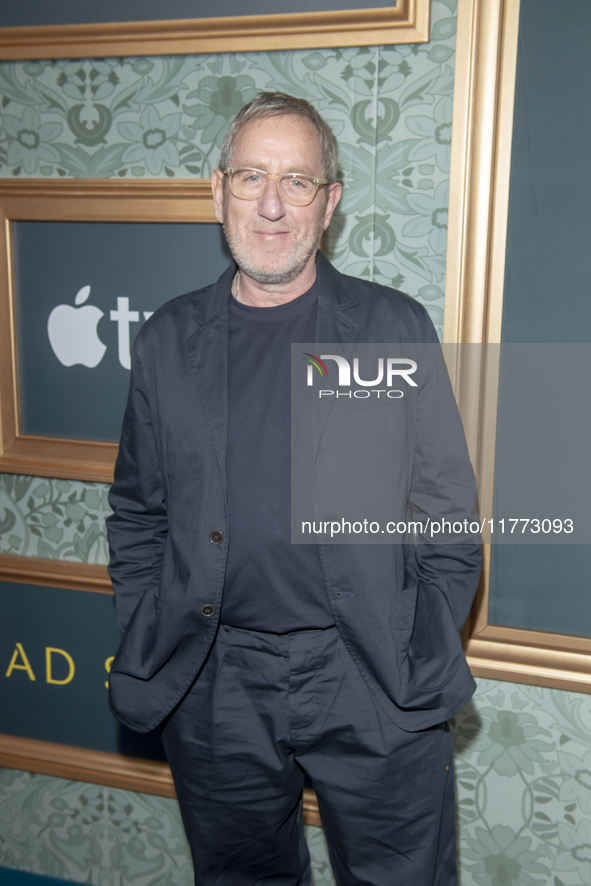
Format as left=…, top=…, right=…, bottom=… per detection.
left=222, top=201, right=325, bottom=286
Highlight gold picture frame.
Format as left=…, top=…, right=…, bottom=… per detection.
left=445, top=0, right=591, bottom=694
left=0, top=179, right=217, bottom=484
left=0, top=2, right=430, bottom=60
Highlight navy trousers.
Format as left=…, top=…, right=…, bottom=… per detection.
left=160, top=624, right=457, bottom=886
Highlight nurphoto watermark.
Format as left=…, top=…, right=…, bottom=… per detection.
left=291, top=343, right=591, bottom=544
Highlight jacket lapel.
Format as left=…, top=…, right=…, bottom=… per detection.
left=313, top=252, right=361, bottom=454
left=186, top=264, right=235, bottom=497
left=315, top=251, right=360, bottom=344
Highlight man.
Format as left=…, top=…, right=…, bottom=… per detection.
left=107, top=92, right=481, bottom=886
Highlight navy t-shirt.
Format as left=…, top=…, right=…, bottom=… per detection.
left=221, top=280, right=334, bottom=633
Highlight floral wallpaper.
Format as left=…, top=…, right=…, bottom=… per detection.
left=453, top=680, right=591, bottom=886
left=0, top=0, right=458, bottom=334
left=0, top=474, right=110, bottom=563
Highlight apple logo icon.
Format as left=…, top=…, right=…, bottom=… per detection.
left=47, top=285, right=107, bottom=368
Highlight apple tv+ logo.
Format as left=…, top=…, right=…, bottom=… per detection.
left=47, top=285, right=154, bottom=371
left=14, top=218, right=231, bottom=441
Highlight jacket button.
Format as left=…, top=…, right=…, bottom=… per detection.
left=209, top=529, right=224, bottom=545
left=200, top=603, right=216, bottom=618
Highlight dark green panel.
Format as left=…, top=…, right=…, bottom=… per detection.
left=501, top=0, right=591, bottom=345
left=0, top=0, right=397, bottom=27
left=489, top=0, right=591, bottom=634
left=13, top=221, right=231, bottom=442
left=0, top=580, right=165, bottom=759
left=489, top=546, right=591, bottom=637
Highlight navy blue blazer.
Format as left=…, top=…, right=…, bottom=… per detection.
left=107, top=252, right=482, bottom=733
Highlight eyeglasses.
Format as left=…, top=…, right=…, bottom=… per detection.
left=223, top=167, right=329, bottom=207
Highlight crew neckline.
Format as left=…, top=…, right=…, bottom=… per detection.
left=228, top=278, right=318, bottom=323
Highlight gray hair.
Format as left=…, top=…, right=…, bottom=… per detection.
left=219, top=92, right=339, bottom=183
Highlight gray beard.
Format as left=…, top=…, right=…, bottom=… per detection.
left=222, top=208, right=324, bottom=286
left=223, top=231, right=321, bottom=285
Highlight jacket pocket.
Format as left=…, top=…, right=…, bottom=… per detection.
left=394, top=578, right=464, bottom=693
left=114, top=587, right=164, bottom=679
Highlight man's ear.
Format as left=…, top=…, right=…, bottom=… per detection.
left=211, top=168, right=225, bottom=224
left=323, top=182, right=342, bottom=231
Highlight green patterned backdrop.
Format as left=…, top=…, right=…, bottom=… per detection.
left=2, top=1, right=590, bottom=883
left=0, top=0, right=457, bottom=336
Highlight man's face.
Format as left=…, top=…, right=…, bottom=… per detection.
left=212, top=115, right=341, bottom=286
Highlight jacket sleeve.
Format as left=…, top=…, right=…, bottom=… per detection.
left=406, top=309, right=482, bottom=630
left=107, top=333, right=168, bottom=633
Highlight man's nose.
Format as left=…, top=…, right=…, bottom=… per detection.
left=257, top=178, right=286, bottom=221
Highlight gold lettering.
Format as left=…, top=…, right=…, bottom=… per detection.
left=5, top=642, right=36, bottom=680
left=45, top=647, right=75, bottom=685
left=104, top=655, right=114, bottom=689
